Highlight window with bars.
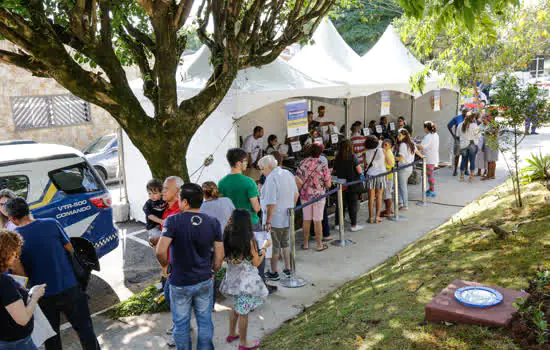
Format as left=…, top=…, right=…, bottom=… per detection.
left=10, top=95, right=92, bottom=130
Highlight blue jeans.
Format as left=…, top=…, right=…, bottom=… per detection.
left=398, top=167, right=413, bottom=208
left=169, top=279, right=214, bottom=350
left=460, top=145, right=478, bottom=173
left=0, top=336, right=37, bottom=350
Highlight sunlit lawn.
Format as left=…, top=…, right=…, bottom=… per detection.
left=261, top=181, right=550, bottom=349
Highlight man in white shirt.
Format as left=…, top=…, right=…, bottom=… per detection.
left=243, top=126, right=264, bottom=180
left=315, top=106, right=337, bottom=141
left=258, top=155, right=299, bottom=281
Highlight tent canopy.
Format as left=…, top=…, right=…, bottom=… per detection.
left=289, top=18, right=361, bottom=83
left=124, top=19, right=457, bottom=222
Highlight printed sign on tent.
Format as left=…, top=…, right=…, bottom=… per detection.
left=331, top=133, right=339, bottom=144
left=380, top=91, right=391, bottom=116
left=363, top=128, right=370, bottom=136
left=286, top=100, right=308, bottom=137
left=290, top=141, right=302, bottom=153
left=433, top=90, right=441, bottom=112
left=375, top=125, right=383, bottom=134
left=389, top=122, right=396, bottom=131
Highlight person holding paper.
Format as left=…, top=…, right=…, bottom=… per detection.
left=315, top=106, right=337, bottom=141
left=0, top=229, right=46, bottom=350
left=257, top=155, right=299, bottom=281
left=5, top=198, right=99, bottom=350
left=220, top=209, right=271, bottom=350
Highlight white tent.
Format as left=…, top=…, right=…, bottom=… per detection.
left=123, top=20, right=458, bottom=223
left=124, top=46, right=346, bottom=222
left=350, top=24, right=449, bottom=97
left=289, top=18, right=361, bottom=83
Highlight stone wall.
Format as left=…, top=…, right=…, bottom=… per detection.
left=0, top=41, right=121, bottom=151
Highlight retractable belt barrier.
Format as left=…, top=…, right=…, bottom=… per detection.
left=282, top=158, right=427, bottom=289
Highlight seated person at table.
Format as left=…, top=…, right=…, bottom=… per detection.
left=278, top=136, right=299, bottom=158
left=368, top=120, right=377, bottom=136
left=304, top=129, right=322, bottom=146
left=265, top=135, right=278, bottom=155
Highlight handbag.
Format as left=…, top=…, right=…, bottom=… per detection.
left=66, top=251, right=91, bottom=290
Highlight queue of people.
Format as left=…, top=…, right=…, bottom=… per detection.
left=0, top=196, right=100, bottom=350
left=447, top=108, right=499, bottom=182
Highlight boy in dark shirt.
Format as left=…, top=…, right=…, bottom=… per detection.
left=143, top=179, right=167, bottom=247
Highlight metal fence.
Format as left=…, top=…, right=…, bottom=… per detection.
left=281, top=157, right=429, bottom=288
left=11, top=95, right=92, bottom=130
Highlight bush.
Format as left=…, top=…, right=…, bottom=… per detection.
left=521, top=152, right=550, bottom=183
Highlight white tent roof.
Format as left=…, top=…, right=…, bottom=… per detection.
left=125, top=45, right=346, bottom=222
left=123, top=21, right=457, bottom=222
left=350, top=24, right=452, bottom=97
left=289, top=18, right=361, bottom=83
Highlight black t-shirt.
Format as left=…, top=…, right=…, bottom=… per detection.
left=0, top=274, right=33, bottom=342
left=334, top=155, right=361, bottom=182
left=162, top=212, right=223, bottom=287
left=143, top=199, right=167, bottom=230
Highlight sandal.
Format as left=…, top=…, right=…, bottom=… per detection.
left=460, top=174, right=465, bottom=182
left=316, top=244, right=329, bottom=252
left=469, top=174, right=475, bottom=183
left=375, top=217, right=383, bottom=223
left=301, top=244, right=309, bottom=250
left=323, top=236, right=334, bottom=242
left=226, top=335, right=240, bottom=343
left=368, top=217, right=375, bottom=224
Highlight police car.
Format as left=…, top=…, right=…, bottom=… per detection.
left=0, top=141, right=119, bottom=261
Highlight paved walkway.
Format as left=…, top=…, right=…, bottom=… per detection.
left=61, top=128, right=549, bottom=349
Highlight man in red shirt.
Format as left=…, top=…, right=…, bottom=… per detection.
left=159, top=176, right=183, bottom=346
left=160, top=176, right=183, bottom=230
left=351, top=123, right=367, bottom=166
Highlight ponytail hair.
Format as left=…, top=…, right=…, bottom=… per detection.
left=202, top=181, right=221, bottom=199
left=424, top=121, right=437, bottom=133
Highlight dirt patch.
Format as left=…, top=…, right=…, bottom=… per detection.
left=508, top=269, right=550, bottom=349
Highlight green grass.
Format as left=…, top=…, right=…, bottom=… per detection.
left=261, top=181, right=550, bottom=350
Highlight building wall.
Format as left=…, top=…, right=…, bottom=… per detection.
left=0, top=41, right=121, bottom=150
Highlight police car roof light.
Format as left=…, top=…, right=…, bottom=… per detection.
left=90, top=193, right=112, bottom=210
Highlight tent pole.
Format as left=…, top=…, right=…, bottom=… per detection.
left=363, top=96, right=367, bottom=127
left=410, top=96, right=415, bottom=135
left=345, top=98, right=350, bottom=138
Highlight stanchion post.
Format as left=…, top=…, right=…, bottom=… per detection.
left=332, top=182, right=355, bottom=247
left=280, top=208, right=308, bottom=288
left=417, top=158, right=430, bottom=206
left=390, top=168, right=404, bottom=221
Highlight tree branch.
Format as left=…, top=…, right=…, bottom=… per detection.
left=174, top=0, right=194, bottom=29
left=123, top=20, right=156, bottom=55
left=0, top=49, right=50, bottom=78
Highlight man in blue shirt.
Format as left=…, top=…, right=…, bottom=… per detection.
left=6, top=198, right=99, bottom=350
left=156, top=183, right=224, bottom=350
left=447, top=108, right=470, bottom=176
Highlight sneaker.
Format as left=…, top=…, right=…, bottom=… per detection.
left=453, top=170, right=458, bottom=176
left=166, top=324, right=174, bottom=335
left=266, top=271, right=280, bottom=281
left=266, top=284, right=278, bottom=294
left=166, top=337, right=175, bottom=347
left=282, top=269, right=292, bottom=278
left=350, top=225, right=364, bottom=232
left=531, top=132, right=539, bottom=135
left=428, top=192, right=437, bottom=197
left=399, top=206, right=408, bottom=211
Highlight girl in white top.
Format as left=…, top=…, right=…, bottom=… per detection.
left=456, top=112, right=480, bottom=182
left=417, top=121, right=440, bottom=196
left=364, top=136, right=386, bottom=223
left=396, top=129, right=423, bottom=210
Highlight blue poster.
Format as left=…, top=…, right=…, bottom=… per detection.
left=286, top=100, right=308, bottom=137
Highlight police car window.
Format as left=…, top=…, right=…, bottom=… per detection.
left=0, top=176, right=29, bottom=200
left=49, top=163, right=102, bottom=194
